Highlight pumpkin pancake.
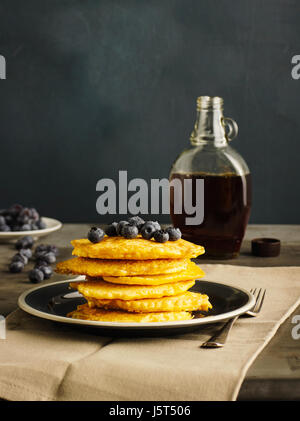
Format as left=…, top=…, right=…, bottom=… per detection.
left=71, top=236, right=204, bottom=260
left=87, top=291, right=212, bottom=313
left=56, top=257, right=189, bottom=277
left=69, top=279, right=195, bottom=300
left=67, top=304, right=192, bottom=323
left=87, top=261, right=205, bottom=285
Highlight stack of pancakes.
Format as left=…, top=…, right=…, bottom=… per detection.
left=56, top=236, right=212, bottom=322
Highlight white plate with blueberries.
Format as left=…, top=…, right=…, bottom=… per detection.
left=0, top=204, right=62, bottom=241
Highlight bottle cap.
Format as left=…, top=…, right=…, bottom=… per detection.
left=251, top=238, right=281, bottom=257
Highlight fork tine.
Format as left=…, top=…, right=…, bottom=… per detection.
left=252, top=288, right=262, bottom=312
left=256, top=289, right=266, bottom=313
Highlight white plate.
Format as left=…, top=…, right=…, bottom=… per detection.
left=18, top=279, right=255, bottom=335
left=0, top=217, right=62, bottom=241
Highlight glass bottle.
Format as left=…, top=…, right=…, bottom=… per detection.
left=169, top=96, right=251, bottom=259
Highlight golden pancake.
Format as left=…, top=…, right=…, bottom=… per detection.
left=71, top=236, right=204, bottom=260
left=89, top=261, right=205, bottom=285
left=67, top=304, right=192, bottom=323
left=56, top=257, right=189, bottom=277
left=69, top=279, right=195, bottom=300
left=87, top=291, right=212, bottom=313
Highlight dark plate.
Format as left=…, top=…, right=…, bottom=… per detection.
left=18, top=279, right=255, bottom=336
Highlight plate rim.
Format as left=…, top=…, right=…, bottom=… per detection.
left=0, top=216, right=62, bottom=238
left=18, top=279, right=256, bottom=329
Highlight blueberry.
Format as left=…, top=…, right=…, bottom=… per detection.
left=19, top=248, right=32, bottom=259
left=140, top=221, right=159, bottom=240
left=4, top=215, right=13, bottom=225
left=88, top=227, right=105, bottom=243
left=44, top=252, right=56, bottom=264
left=35, top=244, right=48, bottom=254
left=0, top=224, right=11, bottom=232
left=34, top=260, right=48, bottom=268
left=9, top=261, right=24, bottom=273
left=116, top=221, right=129, bottom=236
left=35, top=251, right=47, bottom=261
left=29, top=208, right=40, bottom=222
left=37, top=219, right=46, bottom=229
left=153, top=221, right=161, bottom=230
left=37, top=265, right=53, bottom=279
left=37, top=251, right=56, bottom=264
left=17, top=208, right=31, bottom=225
left=8, top=204, right=23, bottom=217
left=12, top=253, right=28, bottom=265
left=105, top=222, right=118, bottom=237
left=166, top=227, right=182, bottom=241
left=153, top=230, right=169, bottom=243
left=21, top=224, right=31, bottom=231
left=47, top=245, right=59, bottom=256
left=35, top=244, right=58, bottom=256
left=121, top=224, right=139, bottom=239
left=127, top=216, right=145, bottom=230
left=23, top=235, right=34, bottom=245
left=16, top=236, right=34, bottom=250
left=28, top=268, right=44, bottom=283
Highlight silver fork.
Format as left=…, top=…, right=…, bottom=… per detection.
left=201, top=288, right=266, bottom=348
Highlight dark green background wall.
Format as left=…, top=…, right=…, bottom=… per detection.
left=0, top=0, right=299, bottom=223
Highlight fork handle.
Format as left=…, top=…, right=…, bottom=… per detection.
left=201, top=316, right=239, bottom=348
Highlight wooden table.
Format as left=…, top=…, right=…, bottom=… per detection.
left=0, top=224, right=299, bottom=401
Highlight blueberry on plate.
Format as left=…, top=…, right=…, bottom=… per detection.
left=121, top=224, right=139, bottom=239
left=29, top=208, right=40, bottom=222
left=140, top=221, right=159, bottom=240
left=5, top=215, right=13, bottom=225
left=153, top=230, right=169, bottom=243
left=37, top=219, right=46, bottom=229
left=88, top=227, right=105, bottom=243
left=8, top=204, right=23, bottom=217
left=30, top=223, right=39, bottom=230
left=20, top=224, right=31, bottom=231
left=105, top=222, right=118, bottom=237
left=0, top=224, right=11, bottom=232
left=116, top=221, right=129, bottom=236
left=166, top=227, right=182, bottom=241
left=127, top=216, right=145, bottom=230
left=28, top=268, right=44, bottom=283
left=17, top=208, right=31, bottom=225
left=9, top=261, right=24, bottom=273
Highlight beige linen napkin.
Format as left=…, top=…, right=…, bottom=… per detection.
left=0, top=265, right=300, bottom=401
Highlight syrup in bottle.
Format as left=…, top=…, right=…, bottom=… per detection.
left=170, top=96, right=251, bottom=259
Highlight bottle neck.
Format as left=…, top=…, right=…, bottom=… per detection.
left=190, top=108, right=227, bottom=147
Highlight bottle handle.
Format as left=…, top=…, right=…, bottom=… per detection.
left=223, top=117, right=238, bottom=142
